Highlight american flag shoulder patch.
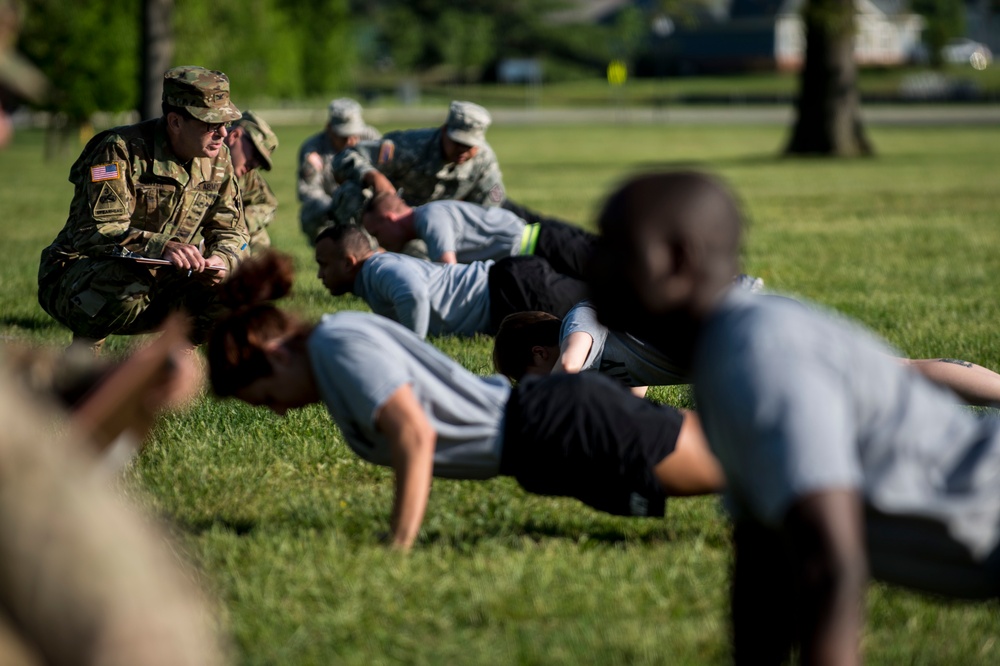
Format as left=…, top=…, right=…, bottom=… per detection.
left=377, top=140, right=395, bottom=165
left=90, top=163, right=121, bottom=182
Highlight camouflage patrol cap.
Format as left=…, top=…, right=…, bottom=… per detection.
left=327, top=98, right=366, bottom=137
left=445, top=101, right=491, bottom=148
left=234, top=110, right=278, bottom=171
left=162, top=66, right=242, bottom=124
left=328, top=182, right=373, bottom=227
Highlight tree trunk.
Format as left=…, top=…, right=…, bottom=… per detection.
left=140, top=0, right=174, bottom=121
left=784, top=0, right=873, bottom=157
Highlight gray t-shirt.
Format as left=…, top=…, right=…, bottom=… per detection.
left=560, top=302, right=688, bottom=387
left=413, top=200, right=525, bottom=263
left=694, top=289, right=1000, bottom=596
left=352, top=251, right=493, bottom=339
left=308, top=311, right=511, bottom=479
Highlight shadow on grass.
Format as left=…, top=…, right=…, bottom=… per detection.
left=413, top=518, right=674, bottom=550
left=175, top=516, right=258, bottom=536
left=167, top=510, right=676, bottom=548
left=0, top=315, right=64, bottom=333
left=633, top=154, right=784, bottom=171
left=518, top=517, right=672, bottom=545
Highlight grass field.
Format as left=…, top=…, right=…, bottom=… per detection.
left=2, top=117, right=999, bottom=664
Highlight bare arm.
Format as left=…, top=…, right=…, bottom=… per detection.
left=651, top=411, right=724, bottom=495
left=72, top=314, right=201, bottom=452
left=902, top=357, right=1000, bottom=407
left=437, top=251, right=458, bottom=264
left=377, top=383, right=436, bottom=550
left=783, top=490, right=868, bottom=666
left=361, top=169, right=397, bottom=197
left=556, top=331, right=595, bottom=374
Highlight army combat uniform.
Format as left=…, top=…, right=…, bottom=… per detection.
left=239, top=166, right=277, bottom=254
left=231, top=109, right=279, bottom=256
left=37, top=117, right=248, bottom=340
left=331, top=101, right=568, bottom=230
left=297, top=124, right=380, bottom=243
left=332, top=126, right=506, bottom=209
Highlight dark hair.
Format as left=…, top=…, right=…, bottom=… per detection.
left=161, top=102, right=195, bottom=121
left=492, top=311, right=562, bottom=381
left=588, top=171, right=743, bottom=334
left=314, top=224, right=371, bottom=255
left=207, top=251, right=312, bottom=397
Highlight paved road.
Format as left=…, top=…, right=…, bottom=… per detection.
left=262, top=104, right=1000, bottom=127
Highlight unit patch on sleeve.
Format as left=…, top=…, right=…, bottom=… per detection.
left=90, top=162, right=121, bottom=182
left=92, top=182, right=127, bottom=219
left=377, top=140, right=395, bottom=165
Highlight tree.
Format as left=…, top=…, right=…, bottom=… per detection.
left=378, top=4, right=424, bottom=73
left=174, top=0, right=304, bottom=101
left=277, top=0, right=355, bottom=96
left=19, top=0, right=139, bottom=154
left=784, top=0, right=873, bottom=157
left=434, top=11, right=496, bottom=83
left=911, top=0, right=964, bottom=67
left=20, top=0, right=140, bottom=123
left=140, top=0, right=173, bottom=121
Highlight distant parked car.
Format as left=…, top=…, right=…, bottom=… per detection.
left=941, top=39, right=992, bottom=70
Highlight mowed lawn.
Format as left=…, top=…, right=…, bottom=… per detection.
left=1, top=117, right=999, bottom=664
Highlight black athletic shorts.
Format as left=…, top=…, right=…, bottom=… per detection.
left=535, top=220, right=597, bottom=281
left=499, top=199, right=596, bottom=281
left=487, top=256, right=589, bottom=333
left=499, top=372, right=684, bottom=517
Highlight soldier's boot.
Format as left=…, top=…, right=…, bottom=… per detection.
left=70, top=335, right=106, bottom=357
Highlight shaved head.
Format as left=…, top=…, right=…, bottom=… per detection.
left=588, top=172, right=744, bottom=358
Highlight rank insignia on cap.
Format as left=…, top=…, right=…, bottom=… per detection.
left=90, top=163, right=120, bottom=182
left=377, top=140, right=395, bottom=165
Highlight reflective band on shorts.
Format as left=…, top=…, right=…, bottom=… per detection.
left=519, top=223, right=541, bottom=256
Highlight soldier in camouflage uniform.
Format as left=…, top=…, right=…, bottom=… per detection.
left=225, top=110, right=278, bottom=254
left=333, top=100, right=505, bottom=212
left=37, top=66, right=248, bottom=346
left=332, top=100, right=569, bottom=229
left=297, top=98, right=380, bottom=245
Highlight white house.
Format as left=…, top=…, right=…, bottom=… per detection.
left=776, top=0, right=925, bottom=70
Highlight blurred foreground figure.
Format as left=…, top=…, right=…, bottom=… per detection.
left=0, top=321, right=227, bottom=665
left=589, top=172, right=1000, bottom=665
left=0, top=0, right=48, bottom=148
